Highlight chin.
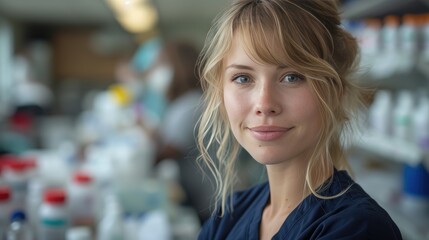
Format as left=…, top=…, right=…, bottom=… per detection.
left=249, top=151, right=285, bottom=165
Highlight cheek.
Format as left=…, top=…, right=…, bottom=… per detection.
left=223, top=88, right=245, bottom=128
left=288, top=88, right=322, bottom=127
left=300, top=94, right=323, bottom=134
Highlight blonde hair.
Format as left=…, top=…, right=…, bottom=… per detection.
left=197, top=0, right=367, bottom=216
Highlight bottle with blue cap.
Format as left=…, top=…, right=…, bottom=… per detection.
left=6, top=210, right=33, bottom=240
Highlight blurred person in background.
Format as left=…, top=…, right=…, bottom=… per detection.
left=152, top=40, right=202, bottom=163
left=140, top=39, right=214, bottom=223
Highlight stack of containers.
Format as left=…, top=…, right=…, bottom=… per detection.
left=368, top=90, right=429, bottom=213
left=402, top=93, right=429, bottom=214
left=355, top=12, right=429, bottom=215
left=2, top=158, right=30, bottom=212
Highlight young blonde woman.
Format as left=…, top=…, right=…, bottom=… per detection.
left=196, top=0, right=402, bottom=239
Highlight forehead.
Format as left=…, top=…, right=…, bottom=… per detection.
left=224, top=36, right=251, bottom=65
left=224, top=30, right=286, bottom=68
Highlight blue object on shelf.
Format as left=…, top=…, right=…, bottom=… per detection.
left=403, top=163, right=429, bottom=197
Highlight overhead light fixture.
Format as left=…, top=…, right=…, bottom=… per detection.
left=105, top=0, right=158, bottom=34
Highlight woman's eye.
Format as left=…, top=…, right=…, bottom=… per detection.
left=282, top=73, right=304, bottom=83
left=233, top=75, right=250, bottom=84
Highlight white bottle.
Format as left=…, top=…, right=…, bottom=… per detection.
left=368, top=90, right=393, bottom=136
left=418, top=15, right=429, bottom=77
left=68, top=171, right=95, bottom=228
left=138, top=210, right=172, bottom=240
left=413, top=96, right=429, bottom=150
left=6, top=210, right=33, bottom=240
left=66, top=226, right=92, bottom=240
left=0, top=186, right=12, bottom=239
left=371, top=15, right=400, bottom=79
left=97, top=195, right=124, bottom=240
left=156, top=159, right=185, bottom=205
left=393, top=90, right=414, bottom=141
left=3, top=160, right=29, bottom=212
left=38, top=188, right=68, bottom=240
left=398, top=15, right=419, bottom=73
left=359, top=19, right=381, bottom=70
left=25, top=178, right=45, bottom=236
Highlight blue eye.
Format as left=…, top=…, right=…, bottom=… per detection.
left=282, top=73, right=304, bottom=83
left=233, top=75, right=251, bottom=84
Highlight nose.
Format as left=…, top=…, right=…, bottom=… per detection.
left=255, top=84, right=282, bottom=116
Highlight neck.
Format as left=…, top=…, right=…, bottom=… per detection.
left=265, top=162, right=308, bottom=216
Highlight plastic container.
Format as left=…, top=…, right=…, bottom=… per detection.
left=6, top=210, right=33, bottom=240
left=371, top=15, right=400, bottom=79
left=156, top=159, right=186, bottom=206
left=368, top=90, right=393, bottom=136
left=359, top=19, right=381, bottom=70
left=68, top=171, right=96, bottom=228
left=418, top=14, right=429, bottom=77
left=398, top=14, right=419, bottom=73
left=402, top=164, right=429, bottom=215
left=38, top=188, right=68, bottom=240
left=25, top=178, right=45, bottom=235
left=393, top=90, right=414, bottom=141
left=66, top=226, right=92, bottom=240
left=0, top=186, right=12, bottom=239
left=412, top=96, right=429, bottom=149
left=97, top=195, right=124, bottom=240
left=2, top=160, right=29, bottom=212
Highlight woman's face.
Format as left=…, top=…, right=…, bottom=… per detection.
left=222, top=37, right=322, bottom=166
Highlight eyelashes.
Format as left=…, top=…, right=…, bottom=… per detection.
left=230, top=71, right=306, bottom=84
left=282, top=72, right=305, bottom=83
left=231, top=72, right=251, bottom=84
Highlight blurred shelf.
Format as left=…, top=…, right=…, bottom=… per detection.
left=356, top=70, right=429, bottom=91
left=341, top=0, right=429, bottom=19
left=384, top=202, right=429, bottom=240
left=353, top=131, right=424, bottom=165
left=350, top=160, right=429, bottom=240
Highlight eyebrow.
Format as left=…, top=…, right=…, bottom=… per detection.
left=225, top=64, right=289, bottom=71
left=225, top=64, right=254, bottom=71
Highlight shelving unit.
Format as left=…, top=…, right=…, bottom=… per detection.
left=341, top=0, right=429, bottom=160
left=342, top=1, right=429, bottom=240
left=353, top=131, right=424, bottom=165
left=348, top=155, right=429, bottom=240
left=342, top=0, right=429, bottom=19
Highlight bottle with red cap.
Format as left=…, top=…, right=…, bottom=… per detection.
left=68, top=170, right=96, bottom=231
left=2, top=159, right=29, bottom=212
left=38, top=188, right=68, bottom=240
left=0, top=186, right=12, bottom=239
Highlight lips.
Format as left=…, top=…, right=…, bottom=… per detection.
left=248, top=126, right=292, bottom=141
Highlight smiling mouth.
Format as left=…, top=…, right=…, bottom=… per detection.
left=248, top=126, right=293, bottom=141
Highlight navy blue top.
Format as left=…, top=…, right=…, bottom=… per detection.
left=198, top=170, right=402, bottom=240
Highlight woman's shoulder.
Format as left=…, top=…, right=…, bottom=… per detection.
left=326, top=171, right=398, bottom=223
left=309, top=171, right=403, bottom=239
left=312, top=198, right=402, bottom=240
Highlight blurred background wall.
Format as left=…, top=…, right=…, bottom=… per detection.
left=0, top=0, right=231, bottom=117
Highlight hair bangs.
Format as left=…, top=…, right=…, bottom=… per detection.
left=231, top=1, right=335, bottom=78
left=231, top=2, right=300, bottom=70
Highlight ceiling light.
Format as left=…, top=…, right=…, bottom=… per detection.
left=105, top=0, right=158, bottom=33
